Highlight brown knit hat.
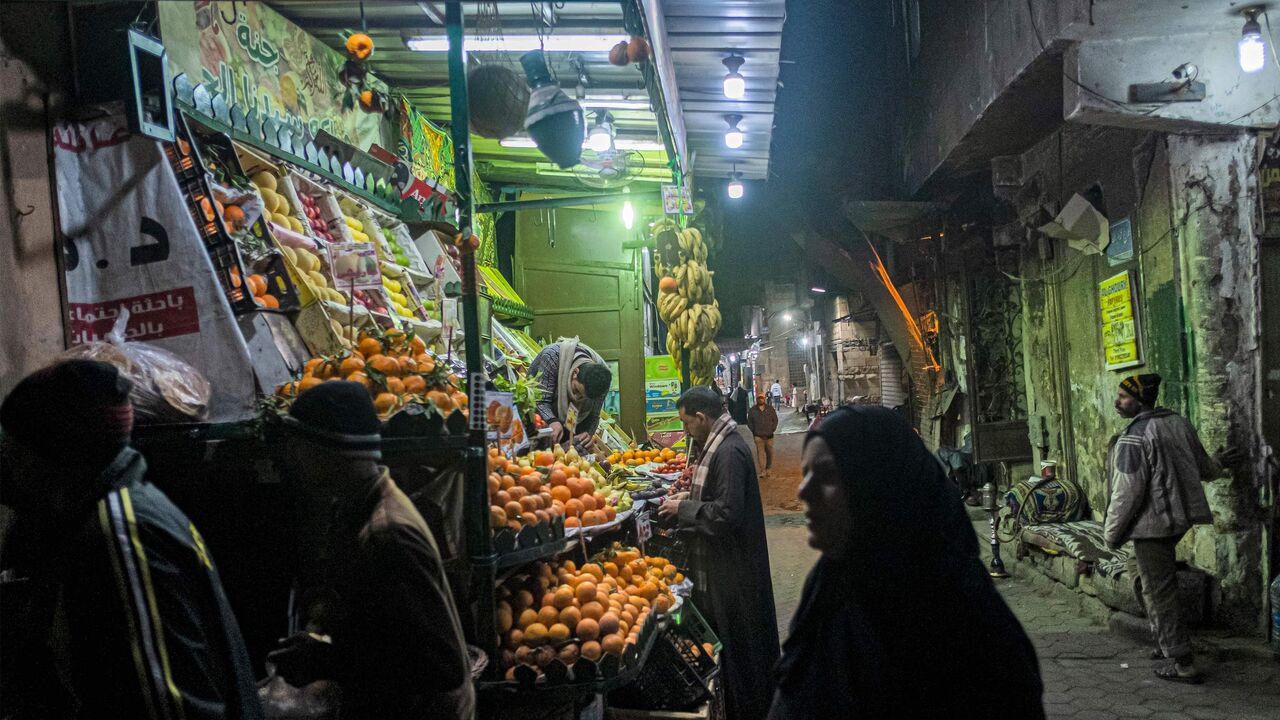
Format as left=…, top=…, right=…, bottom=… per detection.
left=1119, top=374, right=1161, bottom=406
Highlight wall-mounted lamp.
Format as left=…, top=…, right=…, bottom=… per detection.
left=1240, top=7, right=1267, bottom=73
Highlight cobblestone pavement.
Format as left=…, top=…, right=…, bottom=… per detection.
left=764, top=512, right=1280, bottom=718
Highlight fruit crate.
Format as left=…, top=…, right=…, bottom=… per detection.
left=609, top=601, right=720, bottom=712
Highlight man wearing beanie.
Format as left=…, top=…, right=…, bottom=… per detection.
left=267, top=381, right=473, bottom=719
left=0, top=360, right=262, bottom=718
left=1104, top=372, right=1238, bottom=684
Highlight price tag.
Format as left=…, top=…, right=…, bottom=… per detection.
left=635, top=509, right=652, bottom=544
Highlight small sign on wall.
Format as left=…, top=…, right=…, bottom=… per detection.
left=1099, top=270, right=1143, bottom=370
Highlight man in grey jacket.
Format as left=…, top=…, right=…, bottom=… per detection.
left=1103, top=373, right=1236, bottom=684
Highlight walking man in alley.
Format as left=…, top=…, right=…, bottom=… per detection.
left=746, top=393, right=779, bottom=477
left=0, top=361, right=262, bottom=719
left=770, top=378, right=784, bottom=410
left=269, top=382, right=473, bottom=718
left=658, top=387, right=779, bottom=720
left=1104, top=373, right=1238, bottom=684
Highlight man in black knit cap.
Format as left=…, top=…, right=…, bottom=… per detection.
left=1104, top=373, right=1239, bottom=684
left=0, top=360, right=261, bottom=719
left=267, top=381, right=473, bottom=719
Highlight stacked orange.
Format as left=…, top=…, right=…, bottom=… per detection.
left=496, top=547, right=682, bottom=679
left=487, top=449, right=564, bottom=532
left=488, top=450, right=616, bottom=531
left=606, top=447, right=681, bottom=467
left=276, top=329, right=467, bottom=417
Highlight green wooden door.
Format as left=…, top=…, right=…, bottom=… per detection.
left=514, top=206, right=645, bottom=437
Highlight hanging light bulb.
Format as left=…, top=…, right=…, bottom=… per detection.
left=587, top=110, right=615, bottom=153
left=723, top=114, right=744, bottom=149
left=1240, top=8, right=1266, bottom=73
left=722, top=55, right=746, bottom=99
left=621, top=188, right=634, bottom=230
left=727, top=166, right=744, bottom=200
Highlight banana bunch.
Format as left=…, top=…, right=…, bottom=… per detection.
left=656, top=288, right=688, bottom=325
left=653, top=221, right=721, bottom=380
left=675, top=260, right=713, bottom=305
left=678, top=226, right=708, bottom=264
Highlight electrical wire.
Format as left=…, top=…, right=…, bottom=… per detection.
left=1025, top=0, right=1171, bottom=116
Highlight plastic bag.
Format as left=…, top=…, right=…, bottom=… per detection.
left=58, top=309, right=211, bottom=423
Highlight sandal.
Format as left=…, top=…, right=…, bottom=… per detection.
left=1154, top=663, right=1202, bottom=684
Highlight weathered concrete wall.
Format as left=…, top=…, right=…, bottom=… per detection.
left=1004, top=125, right=1265, bottom=630
left=1167, top=134, right=1265, bottom=632
left=1064, top=13, right=1280, bottom=131
left=0, top=5, right=71, bottom=395
left=897, top=0, right=1089, bottom=194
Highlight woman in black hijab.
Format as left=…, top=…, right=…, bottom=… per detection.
left=768, top=406, right=1043, bottom=718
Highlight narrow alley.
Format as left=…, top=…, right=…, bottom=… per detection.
left=760, top=408, right=1280, bottom=720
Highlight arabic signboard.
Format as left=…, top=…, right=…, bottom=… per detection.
left=157, top=1, right=389, bottom=150
left=1098, top=270, right=1143, bottom=371
left=54, top=115, right=258, bottom=422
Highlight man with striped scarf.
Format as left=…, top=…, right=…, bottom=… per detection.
left=658, top=387, right=779, bottom=720
left=0, top=360, right=261, bottom=719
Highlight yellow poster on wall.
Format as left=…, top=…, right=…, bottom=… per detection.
left=1098, top=270, right=1143, bottom=370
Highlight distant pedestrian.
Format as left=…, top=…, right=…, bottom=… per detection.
left=770, top=379, right=783, bottom=409
left=0, top=360, right=262, bottom=719
left=769, top=405, right=1043, bottom=719
left=729, top=378, right=751, bottom=423
left=659, top=387, right=779, bottom=720
left=746, top=394, right=779, bottom=476
left=1104, top=374, right=1238, bottom=684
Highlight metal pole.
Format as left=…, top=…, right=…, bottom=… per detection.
left=446, top=0, right=498, bottom=665
left=477, top=190, right=661, bottom=214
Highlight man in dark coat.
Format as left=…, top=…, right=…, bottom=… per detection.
left=746, top=393, right=780, bottom=477
left=728, top=378, right=751, bottom=423
left=0, top=361, right=262, bottom=719
left=268, top=382, right=473, bottom=719
left=658, top=387, right=779, bottom=720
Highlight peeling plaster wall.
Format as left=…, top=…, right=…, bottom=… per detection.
left=1167, top=134, right=1265, bottom=632
left=1006, top=126, right=1265, bottom=630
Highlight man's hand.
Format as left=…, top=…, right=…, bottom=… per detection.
left=658, top=491, right=689, bottom=519
left=1214, top=446, right=1245, bottom=469
left=574, top=431, right=592, bottom=448
left=548, top=421, right=566, bottom=444
left=266, top=632, right=334, bottom=687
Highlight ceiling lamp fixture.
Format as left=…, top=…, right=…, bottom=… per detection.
left=521, top=50, right=585, bottom=168
left=1239, top=7, right=1266, bottom=73
left=588, top=110, right=615, bottom=153
left=499, top=136, right=665, bottom=152
left=727, top=164, right=744, bottom=200
left=722, top=54, right=746, bottom=99
left=723, top=114, right=744, bottom=149
left=811, top=287, right=827, bottom=294
left=407, top=34, right=627, bottom=53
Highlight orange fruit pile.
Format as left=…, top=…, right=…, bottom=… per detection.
left=276, top=329, right=467, bottom=418
left=487, top=450, right=617, bottom=531
left=496, top=546, right=682, bottom=679
left=606, top=447, right=681, bottom=467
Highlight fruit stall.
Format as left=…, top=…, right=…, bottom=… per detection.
left=48, top=1, right=748, bottom=717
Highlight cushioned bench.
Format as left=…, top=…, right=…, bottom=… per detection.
left=1017, top=520, right=1211, bottom=622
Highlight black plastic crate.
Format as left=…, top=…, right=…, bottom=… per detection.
left=609, top=601, right=721, bottom=712
left=645, top=526, right=690, bottom=570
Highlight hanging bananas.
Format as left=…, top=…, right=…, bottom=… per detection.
left=654, top=223, right=722, bottom=383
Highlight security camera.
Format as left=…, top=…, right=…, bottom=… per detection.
left=1171, top=63, right=1198, bottom=81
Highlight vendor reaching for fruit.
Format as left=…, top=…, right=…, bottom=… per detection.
left=529, top=338, right=612, bottom=448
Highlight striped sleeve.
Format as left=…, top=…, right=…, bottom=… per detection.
left=98, top=487, right=186, bottom=720
left=1103, top=435, right=1149, bottom=548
